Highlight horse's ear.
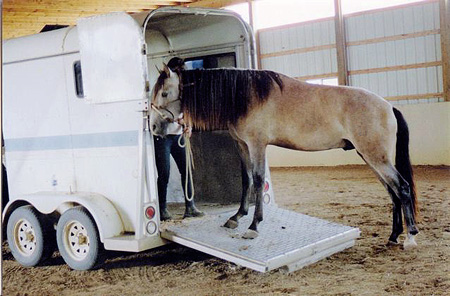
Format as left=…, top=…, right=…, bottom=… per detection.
left=162, top=63, right=171, bottom=77
left=155, top=65, right=162, bottom=74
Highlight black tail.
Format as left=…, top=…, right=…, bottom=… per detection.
left=393, top=108, right=419, bottom=220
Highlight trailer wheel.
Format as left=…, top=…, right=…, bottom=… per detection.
left=56, top=206, right=103, bottom=270
left=7, top=205, right=55, bottom=267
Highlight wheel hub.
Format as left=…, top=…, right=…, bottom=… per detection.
left=65, top=221, right=90, bottom=260
left=14, top=219, right=37, bottom=256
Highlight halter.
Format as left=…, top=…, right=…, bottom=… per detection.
left=150, top=70, right=186, bottom=123
left=150, top=92, right=182, bottom=123
left=150, top=79, right=193, bottom=124
left=151, top=103, right=176, bottom=123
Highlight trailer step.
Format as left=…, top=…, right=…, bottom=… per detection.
left=160, top=205, right=360, bottom=273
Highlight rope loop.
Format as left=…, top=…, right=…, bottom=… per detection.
left=179, top=130, right=195, bottom=202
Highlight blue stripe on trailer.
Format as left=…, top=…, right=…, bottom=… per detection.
left=4, top=131, right=139, bottom=151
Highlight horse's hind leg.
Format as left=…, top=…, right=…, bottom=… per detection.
left=365, top=159, right=418, bottom=247
left=371, top=165, right=404, bottom=243
left=387, top=187, right=404, bottom=244
left=224, top=140, right=252, bottom=229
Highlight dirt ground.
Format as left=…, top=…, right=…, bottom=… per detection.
left=2, top=165, right=449, bottom=296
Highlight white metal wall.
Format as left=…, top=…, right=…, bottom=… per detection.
left=258, top=0, right=444, bottom=104
left=258, top=0, right=448, bottom=166
left=346, top=1, right=442, bottom=104
left=259, top=18, right=337, bottom=80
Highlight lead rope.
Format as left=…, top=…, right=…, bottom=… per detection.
left=178, top=129, right=195, bottom=202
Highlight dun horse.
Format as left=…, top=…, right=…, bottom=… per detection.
left=150, top=62, right=419, bottom=248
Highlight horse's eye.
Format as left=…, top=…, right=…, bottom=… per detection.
left=162, top=91, right=168, bottom=98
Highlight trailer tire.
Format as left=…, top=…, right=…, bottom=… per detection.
left=7, top=205, right=55, bottom=267
left=56, top=206, right=103, bottom=270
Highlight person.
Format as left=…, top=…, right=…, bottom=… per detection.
left=154, top=57, right=204, bottom=221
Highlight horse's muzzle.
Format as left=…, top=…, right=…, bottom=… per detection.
left=150, top=119, right=169, bottom=137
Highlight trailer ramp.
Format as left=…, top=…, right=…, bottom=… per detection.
left=161, top=205, right=360, bottom=273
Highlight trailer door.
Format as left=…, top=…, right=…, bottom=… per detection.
left=77, top=12, right=148, bottom=104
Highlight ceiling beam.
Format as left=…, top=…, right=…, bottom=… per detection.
left=3, top=8, right=158, bottom=17
left=3, top=5, right=160, bottom=11
left=186, top=0, right=247, bottom=8
left=1, top=0, right=221, bottom=39
left=3, top=0, right=193, bottom=4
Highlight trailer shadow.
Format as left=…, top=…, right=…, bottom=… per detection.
left=101, top=244, right=212, bottom=270
left=2, top=241, right=67, bottom=267
left=2, top=241, right=211, bottom=270
left=1, top=242, right=14, bottom=261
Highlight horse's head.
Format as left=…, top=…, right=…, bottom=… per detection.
left=150, top=64, right=182, bottom=136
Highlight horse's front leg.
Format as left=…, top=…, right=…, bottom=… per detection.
left=242, top=148, right=266, bottom=239
left=224, top=161, right=252, bottom=229
left=224, top=141, right=252, bottom=229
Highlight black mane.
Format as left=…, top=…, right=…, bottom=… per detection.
left=180, top=68, right=283, bottom=130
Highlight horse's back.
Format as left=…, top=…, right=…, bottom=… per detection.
left=283, top=77, right=395, bottom=130
left=246, top=75, right=397, bottom=153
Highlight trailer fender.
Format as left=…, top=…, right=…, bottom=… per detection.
left=3, top=192, right=124, bottom=242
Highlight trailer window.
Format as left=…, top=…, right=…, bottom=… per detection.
left=73, top=61, right=84, bottom=98
left=184, top=53, right=236, bottom=69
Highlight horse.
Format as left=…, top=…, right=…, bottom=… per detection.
left=149, top=62, right=419, bottom=249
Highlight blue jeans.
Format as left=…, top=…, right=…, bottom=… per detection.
left=153, top=135, right=193, bottom=211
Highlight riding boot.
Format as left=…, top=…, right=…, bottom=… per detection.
left=159, top=197, right=172, bottom=221
left=183, top=198, right=204, bottom=218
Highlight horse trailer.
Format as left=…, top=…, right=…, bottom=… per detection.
left=2, top=7, right=359, bottom=272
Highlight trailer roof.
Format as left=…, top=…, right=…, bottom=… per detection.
left=2, top=1, right=248, bottom=39
left=3, top=26, right=80, bottom=64
left=3, top=8, right=249, bottom=65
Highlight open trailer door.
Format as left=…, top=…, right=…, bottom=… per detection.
left=77, top=12, right=148, bottom=103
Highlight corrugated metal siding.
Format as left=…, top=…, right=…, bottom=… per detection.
left=259, top=19, right=337, bottom=79
left=346, top=1, right=442, bottom=103
left=258, top=1, right=443, bottom=104
left=261, top=48, right=337, bottom=78
left=259, top=20, right=336, bottom=54
left=346, top=3, right=439, bottom=42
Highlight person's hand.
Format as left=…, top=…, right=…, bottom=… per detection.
left=177, top=117, right=185, bottom=126
left=177, top=118, right=192, bottom=138
left=183, top=126, right=192, bottom=138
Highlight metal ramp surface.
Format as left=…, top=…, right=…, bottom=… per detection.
left=161, top=205, right=360, bottom=272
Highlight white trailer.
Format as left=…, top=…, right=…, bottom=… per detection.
left=2, top=7, right=359, bottom=272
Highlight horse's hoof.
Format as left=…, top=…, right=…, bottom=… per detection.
left=403, top=234, right=418, bottom=250
left=409, top=226, right=419, bottom=236
left=387, top=240, right=399, bottom=246
left=242, top=229, right=258, bottom=239
left=224, top=219, right=238, bottom=229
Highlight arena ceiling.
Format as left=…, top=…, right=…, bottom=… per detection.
left=2, top=0, right=248, bottom=39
